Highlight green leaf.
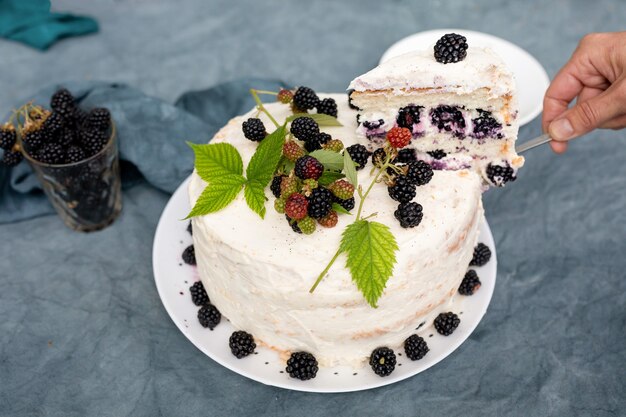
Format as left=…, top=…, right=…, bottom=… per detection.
left=185, top=174, right=246, bottom=218
left=332, top=203, right=352, bottom=216
left=309, top=149, right=344, bottom=171
left=286, top=113, right=343, bottom=127
left=246, top=125, right=287, bottom=186
left=343, top=150, right=358, bottom=187
left=188, top=142, right=243, bottom=182
left=318, top=171, right=345, bottom=186
left=339, top=220, right=398, bottom=308
left=244, top=180, right=267, bottom=219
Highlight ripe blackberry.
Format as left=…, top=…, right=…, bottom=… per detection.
left=486, top=163, right=516, bottom=187
left=470, top=243, right=491, bottom=266
left=404, top=335, right=429, bottom=361
left=369, top=347, right=396, bottom=377
left=434, top=33, right=468, bottom=64
left=388, top=175, right=416, bottom=203
left=304, top=132, right=331, bottom=153
left=328, top=179, right=354, bottom=200
left=307, top=187, right=333, bottom=219
left=290, top=117, right=319, bottom=142
left=371, top=148, right=388, bottom=167
left=65, top=146, right=86, bottom=164
left=293, top=87, right=320, bottom=112
left=458, top=270, right=481, bottom=295
left=427, top=149, right=447, bottom=160
left=85, top=108, right=111, bottom=132
left=189, top=281, right=210, bottom=306
left=334, top=196, right=355, bottom=212
left=345, top=144, right=370, bottom=171
left=294, top=155, right=324, bottom=180
left=285, top=214, right=303, bottom=234
left=0, top=125, right=16, bottom=150
left=229, top=331, right=256, bottom=358
left=430, top=105, right=466, bottom=137
left=472, top=109, right=503, bottom=139
left=197, top=303, right=221, bottom=330
left=406, top=160, right=433, bottom=186
left=277, top=89, right=294, bottom=104
left=56, top=128, right=77, bottom=147
left=187, top=222, right=193, bottom=235
left=182, top=245, right=196, bottom=265
left=282, top=141, right=305, bottom=162
left=394, top=201, right=423, bottom=228
left=347, top=89, right=361, bottom=110
left=434, top=312, right=460, bottom=336
left=80, top=129, right=107, bottom=156
left=286, top=351, right=318, bottom=380
left=396, top=105, right=423, bottom=129
left=316, top=98, right=338, bottom=117
left=395, top=148, right=417, bottom=164
left=50, top=88, right=76, bottom=116
left=41, top=112, right=65, bottom=137
left=270, top=174, right=285, bottom=198
left=2, top=150, right=23, bottom=167
left=285, top=193, right=309, bottom=220
left=36, top=143, right=65, bottom=164
left=317, top=210, right=338, bottom=228
left=242, top=118, right=267, bottom=142
left=297, top=216, right=316, bottom=235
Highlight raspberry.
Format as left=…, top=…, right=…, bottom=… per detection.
left=274, top=197, right=286, bottom=213
left=0, top=124, right=16, bottom=150
left=197, top=303, right=221, bottom=330
left=50, top=88, right=76, bottom=117
left=396, top=105, right=423, bottom=129
left=328, top=179, right=354, bottom=200
left=182, top=245, right=196, bottom=265
left=270, top=174, right=286, bottom=198
left=430, top=105, right=466, bottom=137
left=404, top=335, right=429, bottom=361
left=434, top=312, right=460, bottom=336
left=406, top=160, right=433, bottom=186
left=316, top=98, right=338, bottom=117
left=294, top=155, right=324, bottom=180
left=285, top=193, right=308, bottom=220
left=306, top=187, right=333, bottom=219
left=387, top=127, right=412, bottom=149
left=277, top=89, right=294, bottom=104
left=470, top=243, right=491, bottom=266
left=286, top=351, right=319, bottom=380
left=323, top=139, right=344, bottom=153
left=85, top=108, right=111, bottom=132
left=65, top=146, right=86, bottom=164
left=371, top=148, right=388, bottom=167
left=304, top=132, right=331, bottom=153
left=334, top=196, right=355, bottom=212
left=317, top=210, right=338, bottom=228
left=242, top=118, right=267, bottom=142
left=293, top=87, right=320, bottom=112
left=229, top=331, right=256, bottom=358
left=282, top=140, right=305, bottom=162
left=36, top=143, right=65, bottom=165
left=285, top=215, right=302, bottom=234
left=434, top=33, right=468, bottom=64
left=2, top=150, right=23, bottom=167
left=280, top=176, right=299, bottom=198
left=395, top=148, right=417, bottom=164
left=80, top=129, right=107, bottom=156
left=297, top=216, right=316, bottom=235
left=189, top=281, right=210, bottom=306
left=369, top=347, right=396, bottom=377
left=486, top=163, right=516, bottom=187
left=427, top=149, right=447, bottom=160
left=290, top=117, right=319, bottom=142
left=394, top=202, right=423, bottom=228
left=458, top=270, right=481, bottom=295
left=345, top=144, right=370, bottom=171
left=472, top=109, right=503, bottom=139
left=388, top=175, right=416, bottom=203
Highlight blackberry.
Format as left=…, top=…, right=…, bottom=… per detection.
left=293, top=86, right=320, bottom=112
left=41, top=112, right=65, bottom=138
left=430, top=105, right=466, bottom=137
left=318, top=210, right=338, bottom=228
left=395, top=148, right=417, bottom=164
left=270, top=175, right=285, bottom=198
left=327, top=179, right=354, bottom=200
left=282, top=141, right=306, bottom=161
left=65, top=146, right=86, bottom=164
left=345, top=144, right=370, bottom=171
left=21, top=130, right=42, bottom=153
left=85, top=108, right=111, bottom=132
left=434, top=312, right=460, bottom=336
left=427, top=149, right=447, bottom=160
left=396, top=105, right=423, bottom=129
left=189, top=281, right=210, bottom=306
left=404, top=335, right=429, bottom=361
left=36, top=143, right=65, bottom=165
left=277, top=89, right=294, bottom=104
left=394, top=201, right=423, bottom=228
left=371, top=148, right=388, bottom=167
left=406, top=160, right=433, bottom=186
left=470, top=243, right=491, bottom=266
left=242, top=118, right=267, bottom=142
left=0, top=125, right=16, bottom=150
left=286, top=214, right=302, bottom=234
left=304, top=132, right=331, bottom=153
left=369, top=347, right=396, bottom=377
left=187, top=222, right=193, bottom=235
left=386, top=126, right=412, bottom=149
left=458, top=270, right=481, bottom=295
left=333, top=196, right=355, bottom=212
left=434, top=33, right=468, bottom=64
left=2, top=150, right=23, bottom=167
left=316, top=98, right=338, bottom=117
left=307, top=187, right=333, bottom=219
left=285, top=193, right=309, bottom=220
left=182, top=245, right=196, bottom=265
left=486, top=163, right=516, bottom=187
left=50, top=88, right=76, bottom=117
left=362, top=119, right=384, bottom=130
left=472, top=110, right=502, bottom=139
left=80, top=129, right=107, bottom=156
left=229, top=331, right=256, bottom=358
left=285, top=351, right=319, bottom=380
left=388, top=175, right=416, bottom=203
left=56, top=128, right=77, bottom=147
left=197, top=303, right=221, bottom=330
left=297, top=216, right=316, bottom=235
left=294, top=155, right=324, bottom=180
left=347, top=89, right=361, bottom=110
left=290, top=117, right=319, bottom=142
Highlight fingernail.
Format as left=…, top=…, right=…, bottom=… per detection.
left=550, top=118, right=574, bottom=140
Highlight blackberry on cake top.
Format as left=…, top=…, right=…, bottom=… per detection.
left=316, top=97, right=338, bottom=117
left=345, top=144, right=370, bottom=171
left=394, top=201, right=423, bottom=228
left=406, top=160, right=434, bottom=186
left=434, top=33, right=469, bottom=64
left=290, top=116, right=320, bottom=142
left=294, top=155, right=324, bottom=180
left=388, top=175, right=417, bottom=203
left=242, top=118, right=267, bottom=142
left=292, top=86, right=320, bottom=112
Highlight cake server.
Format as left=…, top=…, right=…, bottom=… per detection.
left=515, top=133, right=552, bottom=154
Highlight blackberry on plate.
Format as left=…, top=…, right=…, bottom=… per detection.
left=430, top=105, right=466, bottom=137
left=65, top=146, right=86, bottom=164
left=434, top=312, right=460, bottom=336
left=294, top=155, right=324, bottom=180
left=369, top=347, right=396, bottom=377
left=427, top=149, right=447, bottom=160
left=395, top=148, right=417, bottom=164
left=394, top=201, right=423, bottom=228
left=458, top=270, right=481, bottom=295
left=345, top=144, right=370, bottom=170
left=189, top=281, right=210, bottom=306
left=486, top=163, right=516, bottom=187
left=242, top=118, right=267, bottom=142
left=316, top=97, right=338, bottom=117
left=470, top=242, right=491, bottom=266
left=2, top=150, right=23, bottom=167
left=304, top=132, right=331, bottom=153
left=404, top=335, right=429, bottom=361
left=270, top=174, right=285, bottom=198
left=37, top=143, right=65, bottom=164
left=0, top=125, right=16, bottom=150
left=286, top=351, right=318, bottom=380
left=307, top=187, right=333, bottom=219
left=472, top=109, right=502, bottom=139
left=182, top=245, right=196, bottom=265
left=388, top=175, right=416, bottom=203
left=197, top=303, right=221, bottom=330
left=293, top=86, right=320, bottom=112
left=187, top=221, right=193, bottom=235
left=290, top=116, right=319, bottom=142
left=85, top=108, right=111, bottom=132
left=396, top=105, right=423, bottom=129
left=406, top=160, right=433, bottom=186
left=434, top=33, right=468, bottom=64
left=50, top=88, right=76, bottom=116
left=286, top=214, right=302, bottom=234
left=229, top=331, right=256, bottom=358
left=333, top=196, right=355, bottom=212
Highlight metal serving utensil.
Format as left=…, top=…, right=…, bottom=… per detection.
left=515, top=133, right=552, bottom=154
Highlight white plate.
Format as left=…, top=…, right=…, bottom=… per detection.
left=153, top=176, right=497, bottom=393
left=380, top=29, right=550, bottom=126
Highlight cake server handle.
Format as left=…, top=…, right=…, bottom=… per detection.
left=515, top=133, right=552, bottom=154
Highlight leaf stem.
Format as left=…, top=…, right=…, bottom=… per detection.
left=309, top=246, right=342, bottom=293
left=250, top=89, right=280, bottom=128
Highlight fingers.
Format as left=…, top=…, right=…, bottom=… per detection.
left=542, top=61, right=584, bottom=132
left=550, top=140, right=568, bottom=154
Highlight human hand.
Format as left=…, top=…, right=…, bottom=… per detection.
left=542, top=31, right=626, bottom=153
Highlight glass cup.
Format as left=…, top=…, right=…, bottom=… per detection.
left=22, top=124, right=122, bottom=232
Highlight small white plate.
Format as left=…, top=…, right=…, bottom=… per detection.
left=153, top=176, right=498, bottom=393
left=380, top=29, right=550, bottom=126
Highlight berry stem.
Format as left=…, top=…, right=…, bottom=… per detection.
left=309, top=246, right=342, bottom=293
left=250, top=89, right=280, bottom=128
left=253, top=90, right=278, bottom=96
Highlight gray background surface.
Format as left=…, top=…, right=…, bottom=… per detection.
left=1, top=0, right=625, bottom=416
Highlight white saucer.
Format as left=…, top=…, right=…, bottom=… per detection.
left=380, top=29, right=550, bottom=126
left=152, top=176, right=497, bottom=393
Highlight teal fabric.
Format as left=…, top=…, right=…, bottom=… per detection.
left=0, top=0, right=98, bottom=50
